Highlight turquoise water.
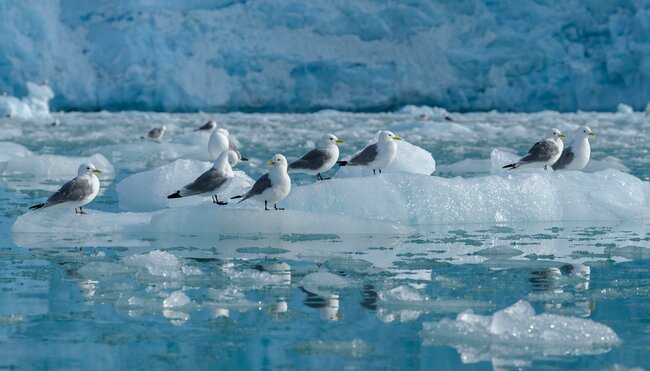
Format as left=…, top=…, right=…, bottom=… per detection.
left=1, top=111, right=650, bottom=370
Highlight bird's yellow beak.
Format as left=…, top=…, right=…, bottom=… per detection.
left=93, top=169, right=102, bottom=174
left=559, top=134, right=567, bottom=138
left=336, top=139, right=344, bottom=143
left=266, top=160, right=274, bottom=165
left=589, top=131, right=596, bottom=136
left=393, top=136, right=402, bottom=140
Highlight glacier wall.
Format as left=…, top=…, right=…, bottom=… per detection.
left=1, top=0, right=650, bottom=112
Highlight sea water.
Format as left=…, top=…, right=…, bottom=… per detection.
left=1, top=109, right=649, bottom=370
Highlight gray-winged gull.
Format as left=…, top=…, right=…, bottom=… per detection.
left=231, top=154, right=291, bottom=210
left=29, top=163, right=102, bottom=214
left=338, top=130, right=402, bottom=175
left=503, top=128, right=566, bottom=171
left=167, top=150, right=239, bottom=205
left=288, top=133, right=343, bottom=180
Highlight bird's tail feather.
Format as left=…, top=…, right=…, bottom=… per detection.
left=167, top=191, right=182, bottom=199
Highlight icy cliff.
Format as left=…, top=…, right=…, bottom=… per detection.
left=1, top=1, right=649, bottom=112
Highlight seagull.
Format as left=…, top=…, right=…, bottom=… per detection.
left=195, top=120, right=217, bottom=131
left=28, top=163, right=102, bottom=214
left=167, top=150, right=238, bottom=205
left=231, top=154, right=291, bottom=211
left=502, top=128, right=566, bottom=171
left=337, top=130, right=401, bottom=175
left=141, top=125, right=166, bottom=141
left=288, top=133, right=343, bottom=180
left=50, top=119, right=60, bottom=127
left=208, top=128, right=248, bottom=161
left=552, top=126, right=597, bottom=171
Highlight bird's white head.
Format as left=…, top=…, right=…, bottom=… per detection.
left=207, top=120, right=217, bottom=129
left=549, top=128, right=566, bottom=140
left=577, top=125, right=596, bottom=139
left=378, top=130, right=402, bottom=142
left=320, top=133, right=344, bottom=147
left=78, top=163, right=102, bottom=176
left=161, top=125, right=167, bottom=131
left=266, top=154, right=288, bottom=169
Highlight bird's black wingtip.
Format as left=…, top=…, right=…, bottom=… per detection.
left=230, top=195, right=243, bottom=199
left=337, top=161, right=348, bottom=166
left=502, top=164, right=516, bottom=170
left=167, top=191, right=182, bottom=199
left=240, top=157, right=249, bottom=161
left=29, top=203, right=44, bottom=210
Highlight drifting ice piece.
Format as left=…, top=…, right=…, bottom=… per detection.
left=0, top=153, right=114, bottom=177
left=286, top=170, right=650, bottom=225
left=0, top=142, right=32, bottom=162
left=149, top=205, right=413, bottom=235
left=116, top=159, right=254, bottom=212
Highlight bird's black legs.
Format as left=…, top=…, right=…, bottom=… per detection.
left=544, top=165, right=548, bottom=170
left=373, top=169, right=376, bottom=175
left=212, top=195, right=228, bottom=205
left=316, top=173, right=330, bottom=181
left=75, top=207, right=87, bottom=215
left=265, top=201, right=270, bottom=211
left=274, top=204, right=284, bottom=211
left=379, top=169, right=382, bottom=174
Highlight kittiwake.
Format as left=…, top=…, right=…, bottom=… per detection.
left=28, top=163, right=102, bottom=214
left=502, top=128, right=566, bottom=171
left=231, top=154, right=291, bottom=210
left=288, top=133, right=343, bottom=180
left=552, top=126, right=596, bottom=171
left=338, top=130, right=401, bottom=175
left=167, top=150, right=239, bottom=205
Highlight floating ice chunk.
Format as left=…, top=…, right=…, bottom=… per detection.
left=300, top=271, right=349, bottom=296
left=617, top=103, right=634, bottom=114
left=0, top=142, right=32, bottom=162
left=124, top=250, right=183, bottom=279
left=285, top=170, right=650, bottom=225
left=77, top=262, right=129, bottom=279
left=163, top=291, right=191, bottom=308
left=150, top=205, right=413, bottom=234
left=422, top=300, right=620, bottom=362
left=336, top=139, right=435, bottom=178
left=116, top=159, right=254, bottom=211
left=379, top=285, right=427, bottom=302
left=0, top=82, right=54, bottom=118
left=12, top=208, right=150, bottom=235
left=1, top=153, right=114, bottom=177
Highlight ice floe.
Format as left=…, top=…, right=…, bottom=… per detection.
left=421, top=300, right=620, bottom=365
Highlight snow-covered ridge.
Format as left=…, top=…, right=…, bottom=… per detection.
left=1, top=1, right=649, bottom=112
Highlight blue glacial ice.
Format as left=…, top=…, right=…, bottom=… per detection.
left=2, top=1, right=650, bottom=112
left=0, top=82, right=54, bottom=118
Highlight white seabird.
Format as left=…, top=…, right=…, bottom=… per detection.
left=552, top=126, right=596, bottom=171
left=502, top=128, right=566, bottom=171
left=167, top=150, right=239, bottom=205
left=338, top=130, right=402, bottom=175
left=28, top=163, right=102, bottom=214
left=231, top=154, right=291, bottom=210
left=208, top=128, right=248, bottom=161
left=288, top=133, right=343, bottom=180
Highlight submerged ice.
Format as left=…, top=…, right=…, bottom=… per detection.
left=421, top=300, right=620, bottom=364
